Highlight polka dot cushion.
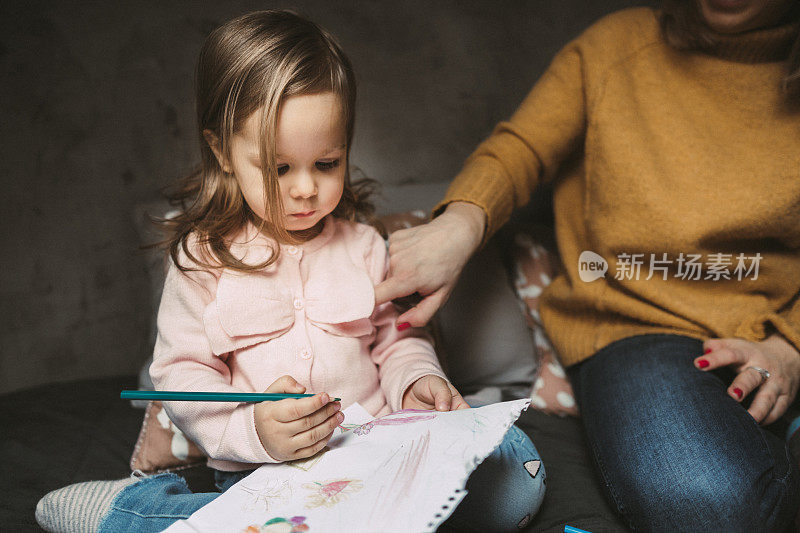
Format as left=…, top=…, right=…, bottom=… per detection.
left=511, top=232, right=579, bottom=417
left=379, top=209, right=429, bottom=233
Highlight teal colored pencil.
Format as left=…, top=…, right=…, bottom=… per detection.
left=564, top=526, right=592, bottom=533
left=120, top=390, right=341, bottom=402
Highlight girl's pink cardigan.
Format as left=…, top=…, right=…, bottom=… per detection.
left=149, top=216, right=446, bottom=471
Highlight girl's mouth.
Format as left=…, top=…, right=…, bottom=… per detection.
left=291, top=211, right=316, bottom=218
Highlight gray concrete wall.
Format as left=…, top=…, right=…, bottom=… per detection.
left=0, top=0, right=656, bottom=393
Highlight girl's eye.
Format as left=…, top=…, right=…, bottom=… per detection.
left=276, top=165, right=290, bottom=176
left=316, top=159, right=340, bottom=172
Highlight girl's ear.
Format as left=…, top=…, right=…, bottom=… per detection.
left=203, top=129, right=232, bottom=173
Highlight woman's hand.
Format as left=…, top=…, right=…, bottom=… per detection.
left=374, top=202, right=486, bottom=328
left=402, top=375, right=470, bottom=411
left=695, top=335, right=800, bottom=425
left=254, top=375, right=343, bottom=461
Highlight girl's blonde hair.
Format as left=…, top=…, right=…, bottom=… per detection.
left=159, top=10, right=377, bottom=273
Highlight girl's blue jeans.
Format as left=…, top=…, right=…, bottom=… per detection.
left=567, top=333, right=800, bottom=533
left=99, top=425, right=544, bottom=532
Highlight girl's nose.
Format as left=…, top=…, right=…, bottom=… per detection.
left=290, top=172, right=317, bottom=199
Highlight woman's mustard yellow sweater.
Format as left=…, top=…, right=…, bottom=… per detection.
left=436, top=8, right=800, bottom=367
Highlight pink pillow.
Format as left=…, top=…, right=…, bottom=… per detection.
left=510, top=231, right=579, bottom=417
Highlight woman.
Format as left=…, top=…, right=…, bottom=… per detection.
left=375, top=0, right=800, bottom=530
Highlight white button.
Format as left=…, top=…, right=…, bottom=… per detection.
left=286, top=246, right=298, bottom=255
left=293, top=298, right=304, bottom=310
left=300, top=349, right=312, bottom=360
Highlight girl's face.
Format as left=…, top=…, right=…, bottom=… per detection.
left=227, top=92, right=347, bottom=237
left=697, top=0, right=796, bottom=33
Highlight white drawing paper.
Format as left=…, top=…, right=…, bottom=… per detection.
left=165, top=399, right=530, bottom=533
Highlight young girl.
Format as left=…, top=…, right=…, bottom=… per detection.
left=35, top=10, right=545, bottom=533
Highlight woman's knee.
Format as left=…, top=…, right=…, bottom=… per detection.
left=607, top=440, right=800, bottom=532
left=572, top=336, right=800, bottom=531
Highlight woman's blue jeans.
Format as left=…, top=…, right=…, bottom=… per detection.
left=98, top=425, right=544, bottom=532
left=567, top=333, right=800, bottom=532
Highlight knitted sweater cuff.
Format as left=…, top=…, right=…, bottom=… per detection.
left=432, top=159, right=516, bottom=246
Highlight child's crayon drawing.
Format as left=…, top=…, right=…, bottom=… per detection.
left=336, top=422, right=363, bottom=433
left=242, top=515, right=309, bottom=533
left=339, top=409, right=437, bottom=436
left=168, top=400, right=531, bottom=533
left=301, top=478, right=364, bottom=509
left=467, top=411, right=490, bottom=439
left=238, top=479, right=293, bottom=512
left=287, top=449, right=328, bottom=471
left=366, top=430, right=432, bottom=526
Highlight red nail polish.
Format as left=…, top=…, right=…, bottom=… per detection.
left=704, top=348, right=712, bottom=354
left=733, top=388, right=743, bottom=399
left=397, top=322, right=411, bottom=331
left=697, top=359, right=709, bottom=369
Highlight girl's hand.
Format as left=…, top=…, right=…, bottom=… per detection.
left=374, top=202, right=486, bottom=328
left=402, top=375, right=470, bottom=411
left=253, top=375, right=343, bottom=461
left=695, top=335, right=800, bottom=425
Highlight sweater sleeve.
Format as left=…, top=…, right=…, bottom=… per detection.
left=433, top=37, right=588, bottom=241
left=149, top=247, right=279, bottom=465
left=361, top=227, right=448, bottom=411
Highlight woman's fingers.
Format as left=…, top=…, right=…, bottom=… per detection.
left=377, top=204, right=484, bottom=319
left=747, top=384, right=781, bottom=424
left=374, top=274, right=418, bottom=307
left=762, top=394, right=790, bottom=426
left=697, top=336, right=800, bottom=426
left=726, top=366, right=765, bottom=401
left=696, top=338, right=772, bottom=405
left=695, top=344, right=745, bottom=370
left=396, top=287, right=449, bottom=327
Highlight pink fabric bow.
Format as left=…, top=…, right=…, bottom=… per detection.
left=201, top=244, right=378, bottom=356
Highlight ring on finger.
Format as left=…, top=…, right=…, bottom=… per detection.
left=745, top=366, right=771, bottom=383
